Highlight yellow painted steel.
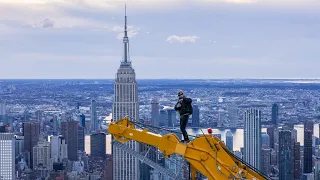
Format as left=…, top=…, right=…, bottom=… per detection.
left=108, top=117, right=267, bottom=180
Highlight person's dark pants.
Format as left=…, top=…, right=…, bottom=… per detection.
left=180, top=115, right=189, bottom=141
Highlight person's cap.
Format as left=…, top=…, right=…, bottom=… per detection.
left=178, top=90, right=183, bottom=96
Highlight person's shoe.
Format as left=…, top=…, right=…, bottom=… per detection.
left=180, top=140, right=190, bottom=144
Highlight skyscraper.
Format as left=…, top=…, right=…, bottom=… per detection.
left=315, top=160, right=320, bottom=180
left=228, top=104, right=237, bottom=128
left=61, top=121, right=78, bottom=161
left=78, top=125, right=85, bottom=152
left=279, top=129, right=293, bottom=180
left=79, top=114, right=86, bottom=128
left=261, top=132, right=270, bottom=147
left=267, top=126, right=275, bottom=149
left=192, top=105, right=200, bottom=127
left=151, top=98, right=159, bottom=127
left=33, top=139, right=51, bottom=170
left=271, top=103, right=279, bottom=125
left=261, top=145, right=271, bottom=176
left=293, top=142, right=301, bottom=180
left=217, top=109, right=225, bottom=127
left=23, top=121, right=40, bottom=169
left=244, top=108, right=261, bottom=170
left=226, top=131, right=233, bottom=152
left=0, top=133, right=15, bottom=180
left=50, top=135, right=67, bottom=163
left=167, top=109, right=176, bottom=127
left=91, top=132, right=106, bottom=158
left=159, top=109, right=167, bottom=127
left=91, top=99, right=98, bottom=132
left=112, top=5, right=140, bottom=180
left=303, top=120, right=313, bottom=173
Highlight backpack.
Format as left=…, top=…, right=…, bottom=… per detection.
left=186, top=102, right=193, bottom=115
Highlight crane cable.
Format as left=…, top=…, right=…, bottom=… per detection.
left=131, top=120, right=190, bottom=180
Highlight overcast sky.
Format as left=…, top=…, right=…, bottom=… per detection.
left=0, top=0, right=320, bottom=79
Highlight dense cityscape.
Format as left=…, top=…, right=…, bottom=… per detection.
left=1, top=77, right=320, bottom=180
left=1, top=2, right=320, bottom=180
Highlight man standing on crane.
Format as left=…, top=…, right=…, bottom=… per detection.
left=174, top=90, right=193, bottom=143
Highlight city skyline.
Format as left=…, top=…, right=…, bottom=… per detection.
left=0, top=1, right=320, bottom=79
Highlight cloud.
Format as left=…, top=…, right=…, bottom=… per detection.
left=26, top=18, right=55, bottom=29
left=105, top=25, right=140, bottom=39
left=166, top=35, right=200, bottom=43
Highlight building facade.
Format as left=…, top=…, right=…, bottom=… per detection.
left=304, top=120, right=313, bottom=173
left=151, top=98, right=159, bottom=127
left=91, top=133, right=106, bottom=158
left=112, top=6, right=140, bottom=180
left=61, top=121, right=78, bottom=161
left=50, top=135, right=67, bottom=163
left=226, top=131, right=233, bottom=152
left=91, top=99, right=98, bottom=132
left=0, top=133, right=15, bottom=180
left=279, top=129, right=293, bottom=180
left=192, top=105, right=200, bottom=127
left=23, top=121, right=40, bottom=169
left=243, top=108, right=261, bottom=170
left=33, top=140, right=51, bottom=170
left=271, top=103, right=279, bottom=125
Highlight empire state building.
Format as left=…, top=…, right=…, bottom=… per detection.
left=112, top=5, right=140, bottom=180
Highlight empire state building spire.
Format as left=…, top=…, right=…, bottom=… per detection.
left=122, top=4, right=130, bottom=65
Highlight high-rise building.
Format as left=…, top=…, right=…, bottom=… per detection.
left=192, top=105, right=200, bottom=127
left=228, top=104, right=237, bottom=128
left=52, top=115, right=59, bottom=136
left=159, top=109, right=167, bottom=127
left=294, top=142, right=301, bottom=180
left=15, top=135, right=24, bottom=156
left=0, top=133, right=15, bottom=180
left=79, top=114, right=86, bottom=128
left=271, top=103, right=279, bottom=125
left=23, top=121, right=40, bottom=169
left=261, top=132, right=270, bottom=147
left=315, top=160, right=320, bottom=180
left=78, top=125, right=85, bottom=152
left=61, top=121, right=78, bottom=161
left=261, top=145, right=271, bottom=176
left=50, top=135, right=67, bottom=163
left=270, top=149, right=277, bottom=166
left=304, top=120, right=313, bottom=173
left=112, top=5, right=140, bottom=180
left=243, top=108, right=261, bottom=170
left=167, top=109, right=176, bottom=127
left=33, top=139, right=51, bottom=170
left=151, top=98, right=159, bottom=127
left=91, top=99, right=98, bottom=132
left=217, top=109, right=225, bottom=127
left=0, top=125, right=6, bottom=133
left=0, top=102, right=6, bottom=116
left=226, top=131, right=233, bottom=152
left=279, top=129, right=293, bottom=180
left=292, top=128, right=297, bottom=143
left=91, top=132, right=106, bottom=158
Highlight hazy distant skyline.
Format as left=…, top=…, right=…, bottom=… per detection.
left=1, top=0, right=320, bottom=79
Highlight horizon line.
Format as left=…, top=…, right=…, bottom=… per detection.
left=0, top=78, right=320, bottom=80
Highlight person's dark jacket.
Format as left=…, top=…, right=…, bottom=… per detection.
left=174, top=97, right=192, bottom=116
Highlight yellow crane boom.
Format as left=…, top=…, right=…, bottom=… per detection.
left=108, top=117, right=268, bottom=180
